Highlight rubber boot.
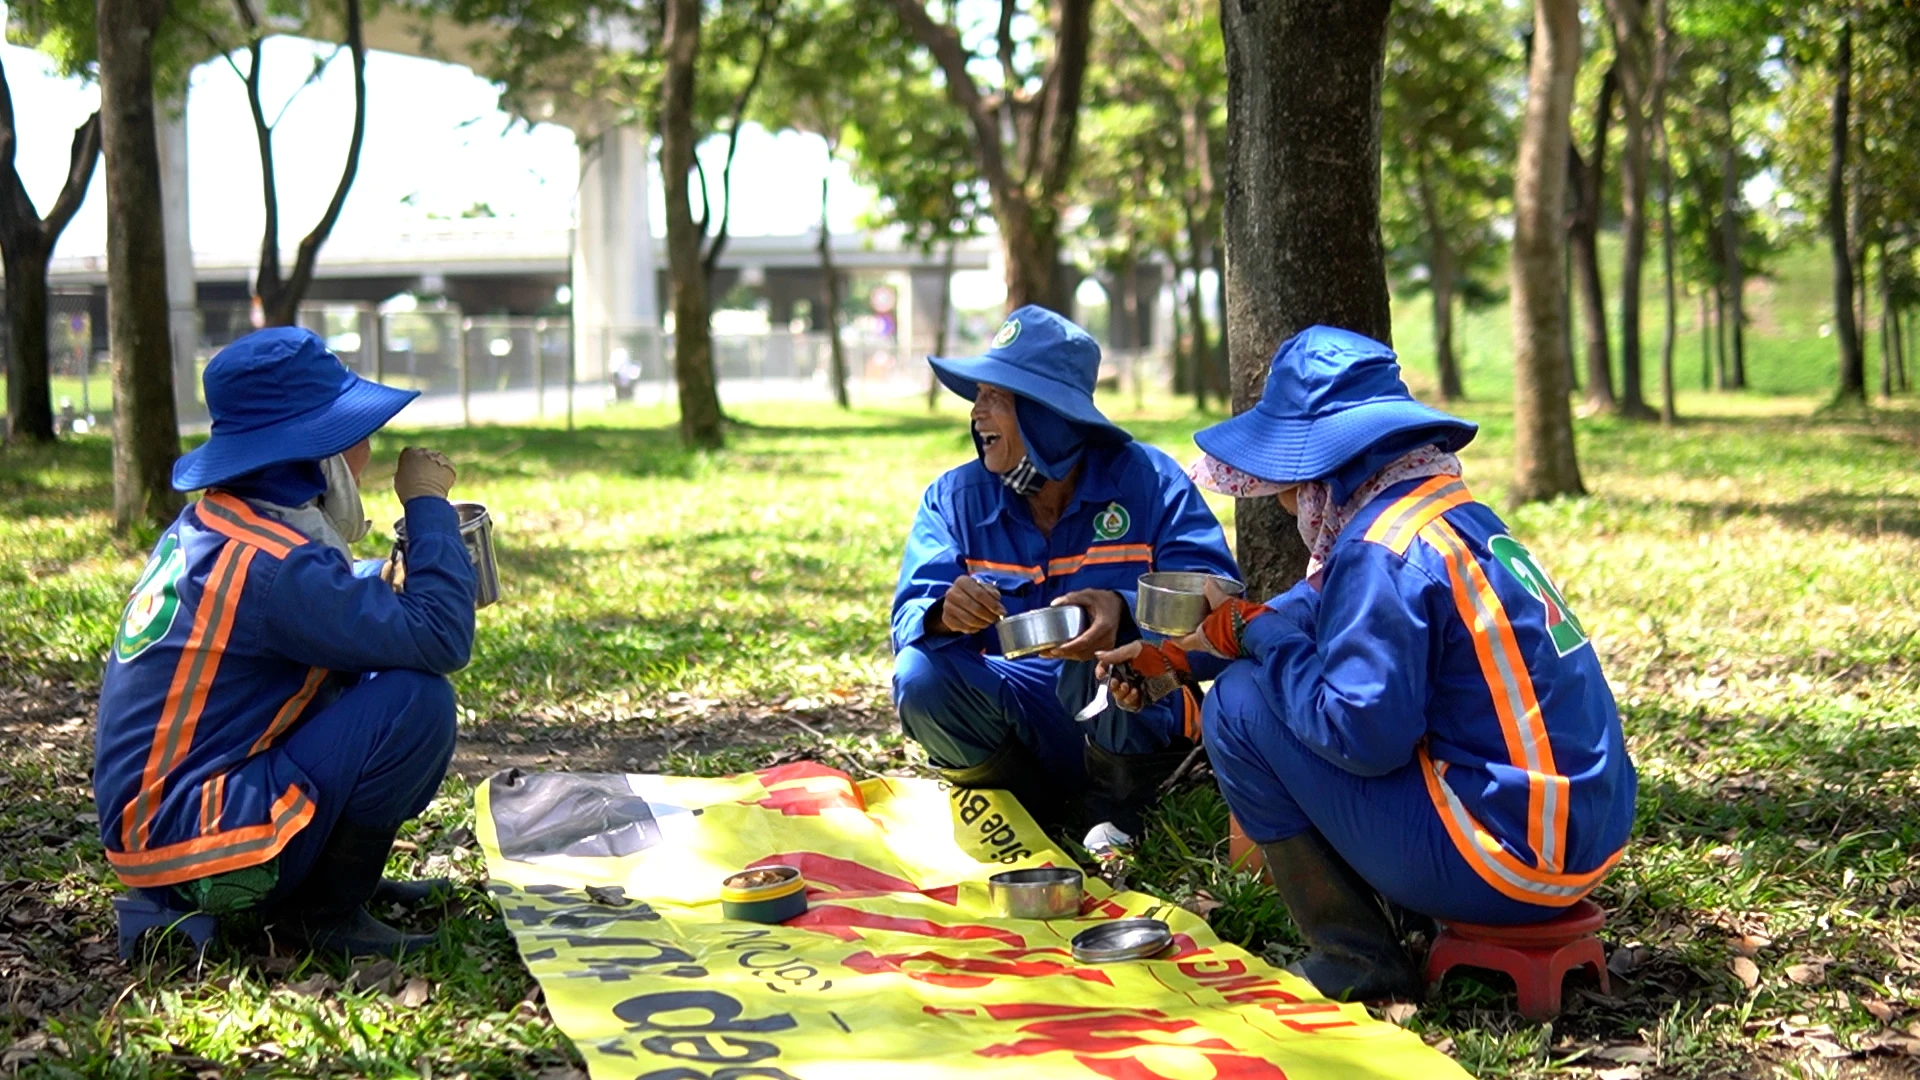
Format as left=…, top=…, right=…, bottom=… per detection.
left=370, top=878, right=453, bottom=909
left=1081, top=739, right=1196, bottom=839
left=938, top=734, right=1068, bottom=830
left=1259, top=830, right=1424, bottom=1003
left=278, top=821, right=439, bottom=957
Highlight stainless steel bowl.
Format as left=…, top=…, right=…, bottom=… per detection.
left=996, top=605, right=1085, bottom=659
left=988, top=867, right=1084, bottom=920
left=1071, top=917, right=1175, bottom=963
left=1133, top=572, right=1247, bottom=636
left=392, top=501, right=500, bottom=609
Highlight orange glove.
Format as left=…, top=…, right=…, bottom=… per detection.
left=1198, top=598, right=1272, bottom=659
left=1114, top=640, right=1193, bottom=709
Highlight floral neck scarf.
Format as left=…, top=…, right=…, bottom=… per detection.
left=1295, top=444, right=1461, bottom=585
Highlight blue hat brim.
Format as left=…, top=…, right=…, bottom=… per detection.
left=928, top=353, right=1130, bottom=442
left=1193, top=398, right=1477, bottom=485
left=171, top=377, right=420, bottom=492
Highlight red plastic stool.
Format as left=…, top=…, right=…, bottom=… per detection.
left=1425, top=899, right=1610, bottom=1020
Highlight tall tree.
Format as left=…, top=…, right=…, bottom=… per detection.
left=1827, top=15, right=1866, bottom=404
left=1606, top=0, right=1659, bottom=419
left=1221, top=0, right=1392, bottom=597
left=1381, top=0, right=1519, bottom=403
left=1511, top=0, right=1586, bottom=501
left=0, top=56, right=101, bottom=444
left=220, top=0, right=368, bottom=328
left=885, top=0, right=1093, bottom=312
left=97, top=0, right=184, bottom=527
left=1566, top=65, right=1617, bottom=413
left=661, top=0, right=725, bottom=447
left=1650, top=0, right=1678, bottom=423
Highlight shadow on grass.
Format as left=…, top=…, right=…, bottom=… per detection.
left=1668, top=491, right=1920, bottom=541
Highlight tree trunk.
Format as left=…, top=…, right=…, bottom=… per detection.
left=1, top=57, right=102, bottom=445
left=1181, top=221, right=1211, bottom=412
left=1221, top=0, right=1391, bottom=598
left=1607, top=0, right=1656, bottom=419
left=1651, top=0, right=1676, bottom=423
left=1168, top=256, right=1190, bottom=396
left=1568, top=68, right=1617, bottom=413
left=1417, top=155, right=1464, bottom=401
left=98, top=0, right=184, bottom=528
left=1511, top=0, right=1586, bottom=502
left=1718, top=79, right=1747, bottom=392
left=1829, top=18, right=1865, bottom=404
left=927, top=240, right=956, bottom=410
left=251, top=0, right=367, bottom=327
left=1879, top=243, right=1893, bottom=400
left=3, top=247, right=53, bottom=442
left=819, top=170, right=850, bottom=410
left=1698, top=286, right=1710, bottom=390
left=661, top=0, right=724, bottom=447
left=1713, top=282, right=1727, bottom=389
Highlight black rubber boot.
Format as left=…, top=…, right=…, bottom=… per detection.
left=938, top=735, right=1068, bottom=830
left=369, top=878, right=453, bottom=909
left=1081, top=739, right=1197, bottom=838
left=278, top=822, right=439, bottom=957
left=1260, top=830, right=1425, bottom=1003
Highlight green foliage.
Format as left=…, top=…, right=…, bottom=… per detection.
left=6, top=0, right=242, bottom=97
left=1379, top=0, right=1522, bottom=307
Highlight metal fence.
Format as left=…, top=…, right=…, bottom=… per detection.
left=5, top=303, right=1176, bottom=436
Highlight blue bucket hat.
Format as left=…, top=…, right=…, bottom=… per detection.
left=928, top=305, right=1131, bottom=446
left=171, top=327, right=418, bottom=492
left=1193, top=325, right=1475, bottom=490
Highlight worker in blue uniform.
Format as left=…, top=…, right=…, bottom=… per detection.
left=891, top=306, right=1240, bottom=838
left=93, top=327, right=477, bottom=957
left=1098, top=326, right=1636, bottom=1001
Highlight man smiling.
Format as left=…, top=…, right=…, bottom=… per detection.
left=891, top=306, right=1240, bottom=840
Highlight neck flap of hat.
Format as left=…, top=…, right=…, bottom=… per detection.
left=218, top=461, right=327, bottom=507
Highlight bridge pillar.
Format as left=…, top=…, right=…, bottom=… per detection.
left=572, top=123, right=661, bottom=384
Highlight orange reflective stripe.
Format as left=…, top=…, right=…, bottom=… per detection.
left=198, top=492, right=306, bottom=558
left=1422, top=519, right=1567, bottom=873
left=963, top=559, right=1044, bottom=582
left=1181, top=688, right=1202, bottom=742
left=108, top=785, right=316, bottom=887
left=1047, top=544, right=1154, bottom=577
left=211, top=773, right=226, bottom=829
left=199, top=779, right=216, bottom=834
left=122, top=542, right=256, bottom=851
left=1420, top=752, right=1620, bottom=905
left=252, top=667, right=329, bottom=754
left=1363, top=476, right=1473, bottom=554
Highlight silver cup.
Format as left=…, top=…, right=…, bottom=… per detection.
left=392, top=501, right=499, bottom=608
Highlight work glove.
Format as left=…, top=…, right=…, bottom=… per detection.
left=394, top=447, right=457, bottom=503
left=1101, top=639, right=1193, bottom=711
left=1195, top=597, right=1272, bottom=659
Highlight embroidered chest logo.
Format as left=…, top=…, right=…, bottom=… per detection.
left=116, top=533, right=186, bottom=663
left=1489, top=534, right=1589, bottom=656
left=992, top=318, right=1022, bottom=349
left=1093, top=502, right=1131, bottom=541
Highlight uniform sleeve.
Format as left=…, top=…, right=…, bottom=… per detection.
left=891, top=485, right=971, bottom=653
left=260, top=497, right=478, bottom=675
left=1236, top=545, right=1438, bottom=776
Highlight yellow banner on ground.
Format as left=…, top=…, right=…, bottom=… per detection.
left=476, top=763, right=1471, bottom=1080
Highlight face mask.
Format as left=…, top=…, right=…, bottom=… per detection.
left=317, top=453, right=371, bottom=545
left=1000, top=456, right=1047, bottom=497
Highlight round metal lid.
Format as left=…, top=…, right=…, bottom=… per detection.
left=1070, top=918, right=1174, bottom=963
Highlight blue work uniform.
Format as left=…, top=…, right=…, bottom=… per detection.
left=1203, top=475, right=1636, bottom=924
left=93, top=491, right=475, bottom=902
left=892, top=441, right=1240, bottom=782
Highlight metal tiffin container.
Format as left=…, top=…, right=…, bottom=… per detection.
left=995, top=605, right=1086, bottom=659
left=1132, top=572, right=1246, bottom=636
left=391, top=501, right=500, bottom=608
left=987, top=867, right=1085, bottom=920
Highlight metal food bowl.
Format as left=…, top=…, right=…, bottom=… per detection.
left=996, top=605, right=1085, bottom=659
left=720, top=865, right=809, bottom=924
left=1133, top=572, right=1247, bottom=636
left=988, top=867, right=1084, bottom=920
left=1071, top=917, right=1175, bottom=963
left=392, top=501, right=500, bottom=608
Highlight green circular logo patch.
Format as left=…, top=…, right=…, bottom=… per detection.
left=992, top=319, right=1022, bottom=349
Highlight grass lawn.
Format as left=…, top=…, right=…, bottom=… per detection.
left=4, top=386, right=1920, bottom=1079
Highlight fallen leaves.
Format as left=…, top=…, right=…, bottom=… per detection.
left=1730, top=956, right=1761, bottom=990
left=397, top=977, right=432, bottom=1008
left=1594, top=1045, right=1657, bottom=1065
left=1784, top=962, right=1827, bottom=987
